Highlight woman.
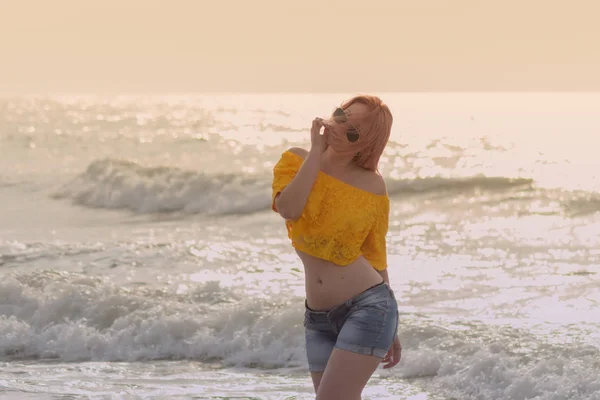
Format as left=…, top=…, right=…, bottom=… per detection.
left=272, top=95, right=401, bottom=399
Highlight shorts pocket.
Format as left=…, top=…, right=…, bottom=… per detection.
left=348, top=299, right=388, bottom=335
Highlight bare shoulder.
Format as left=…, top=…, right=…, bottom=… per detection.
left=357, top=169, right=387, bottom=196
left=286, top=147, right=308, bottom=159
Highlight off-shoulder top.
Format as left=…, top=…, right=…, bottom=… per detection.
left=271, top=150, right=389, bottom=271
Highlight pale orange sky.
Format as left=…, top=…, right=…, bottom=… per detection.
left=0, top=0, right=598, bottom=93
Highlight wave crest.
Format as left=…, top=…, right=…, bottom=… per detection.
left=1, top=271, right=599, bottom=400
left=52, top=158, right=271, bottom=214
left=386, top=175, right=534, bottom=196
left=53, top=159, right=548, bottom=216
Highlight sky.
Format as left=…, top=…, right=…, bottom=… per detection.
left=0, top=0, right=598, bottom=93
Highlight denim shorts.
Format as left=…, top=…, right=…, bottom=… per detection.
left=303, top=281, right=399, bottom=372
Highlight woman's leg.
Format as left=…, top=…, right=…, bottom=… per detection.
left=315, top=348, right=381, bottom=400
left=316, top=283, right=399, bottom=399
left=305, top=310, right=336, bottom=394
left=310, top=372, right=324, bottom=393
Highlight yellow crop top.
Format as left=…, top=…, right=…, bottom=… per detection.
left=272, top=150, right=389, bottom=271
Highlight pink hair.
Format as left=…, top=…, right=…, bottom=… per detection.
left=327, top=95, right=393, bottom=171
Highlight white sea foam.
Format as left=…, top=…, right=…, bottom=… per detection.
left=0, top=269, right=599, bottom=399
left=52, top=158, right=272, bottom=214
left=49, top=157, right=600, bottom=220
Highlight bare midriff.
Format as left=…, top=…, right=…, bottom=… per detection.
left=296, top=249, right=384, bottom=311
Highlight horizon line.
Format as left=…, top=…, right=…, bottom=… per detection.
left=2, top=89, right=600, bottom=97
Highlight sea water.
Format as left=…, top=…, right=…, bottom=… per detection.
left=1, top=93, right=599, bottom=399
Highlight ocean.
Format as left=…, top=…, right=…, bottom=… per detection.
left=0, top=92, right=599, bottom=400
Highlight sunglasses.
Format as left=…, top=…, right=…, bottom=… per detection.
left=332, top=107, right=360, bottom=143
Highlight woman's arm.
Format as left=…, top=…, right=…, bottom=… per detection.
left=275, top=118, right=327, bottom=220
left=275, top=148, right=321, bottom=220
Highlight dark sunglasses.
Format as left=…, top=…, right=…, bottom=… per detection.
left=332, top=107, right=360, bottom=143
